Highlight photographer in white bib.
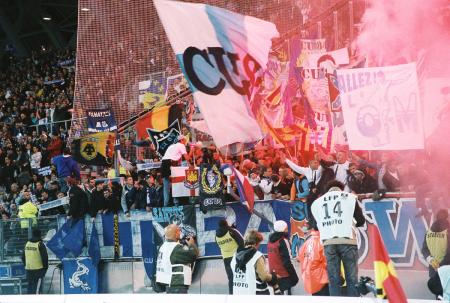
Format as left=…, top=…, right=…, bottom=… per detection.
left=155, top=224, right=198, bottom=293
left=311, top=180, right=366, bottom=297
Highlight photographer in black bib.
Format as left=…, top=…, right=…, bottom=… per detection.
left=311, top=180, right=366, bottom=297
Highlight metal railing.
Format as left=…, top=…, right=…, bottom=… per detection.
left=0, top=217, right=59, bottom=262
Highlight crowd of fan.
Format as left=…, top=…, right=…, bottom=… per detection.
left=0, top=48, right=434, bottom=224
left=0, top=48, right=75, bottom=220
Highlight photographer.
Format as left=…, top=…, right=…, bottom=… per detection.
left=231, top=230, right=281, bottom=295
left=155, top=224, right=199, bottom=294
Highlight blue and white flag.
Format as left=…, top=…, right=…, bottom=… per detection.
left=86, top=108, right=117, bottom=133
left=154, top=0, right=279, bottom=148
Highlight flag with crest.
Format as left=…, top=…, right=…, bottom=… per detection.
left=147, top=120, right=181, bottom=157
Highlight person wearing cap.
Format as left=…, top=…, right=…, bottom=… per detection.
left=267, top=220, right=299, bottom=295
left=310, top=180, right=366, bottom=297
left=21, top=229, right=48, bottom=294
left=215, top=219, right=244, bottom=294
left=231, top=230, right=281, bottom=295
left=160, top=135, right=191, bottom=207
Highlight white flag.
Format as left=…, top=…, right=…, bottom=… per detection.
left=154, top=0, right=279, bottom=148
left=337, top=63, right=424, bottom=150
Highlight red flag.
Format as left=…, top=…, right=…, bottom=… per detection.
left=369, top=224, right=408, bottom=303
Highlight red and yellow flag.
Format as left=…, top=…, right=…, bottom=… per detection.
left=369, top=224, right=407, bottom=303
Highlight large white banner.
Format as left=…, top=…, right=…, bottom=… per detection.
left=154, top=0, right=279, bottom=148
left=337, top=63, right=424, bottom=150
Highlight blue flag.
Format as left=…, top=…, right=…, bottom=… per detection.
left=47, top=221, right=71, bottom=260
left=63, top=219, right=85, bottom=257
left=140, top=220, right=154, bottom=279
left=88, top=223, right=101, bottom=266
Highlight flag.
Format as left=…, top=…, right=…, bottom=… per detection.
left=154, top=0, right=279, bottom=149
left=63, top=219, right=85, bottom=257
left=280, top=36, right=302, bottom=126
left=369, top=224, right=408, bottom=303
left=170, top=166, right=199, bottom=197
left=140, top=220, right=154, bottom=279
left=337, top=63, right=423, bottom=150
left=135, top=104, right=183, bottom=140
left=221, top=164, right=254, bottom=212
left=86, top=108, right=117, bottom=133
left=88, top=223, right=101, bottom=266
left=147, top=120, right=181, bottom=157
left=138, top=73, right=167, bottom=109
left=47, top=221, right=71, bottom=260
left=199, top=164, right=225, bottom=212
left=72, top=132, right=116, bottom=166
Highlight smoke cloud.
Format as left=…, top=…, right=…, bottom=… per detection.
left=356, top=0, right=450, bottom=210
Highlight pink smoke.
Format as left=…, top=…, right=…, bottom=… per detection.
left=356, top=0, right=450, bottom=211
left=357, top=0, right=450, bottom=76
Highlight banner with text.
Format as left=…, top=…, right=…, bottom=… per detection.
left=337, top=63, right=424, bottom=150
left=86, top=108, right=117, bottom=133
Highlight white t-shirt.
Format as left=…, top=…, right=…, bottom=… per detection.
left=311, top=190, right=357, bottom=242
left=162, top=143, right=187, bottom=161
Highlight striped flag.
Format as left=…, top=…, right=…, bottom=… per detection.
left=135, top=104, right=182, bottom=140
left=222, top=164, right=254, bottom=212
left=369, top=224, right=407, bottom=303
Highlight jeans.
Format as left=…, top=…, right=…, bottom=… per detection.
left=163, top=177, right=171, bottom=207
left=324, top=244, right=359, bottom=297
left=58, top=177, right=68, bottom=193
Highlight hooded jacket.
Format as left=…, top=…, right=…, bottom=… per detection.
left=298, top=230, right=328, bottom=294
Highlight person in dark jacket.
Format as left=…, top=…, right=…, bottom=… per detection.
left=382, top=160, right=401, bottom=192
left=347, top=170, right=378, bottom=194
left=67, top=178, right=89, bottom=221
left=21, top=229, right=48, bottom=294
left=132, top=180, right=147, bottom=210
left=268, top=220, right=299, bottom=295
left=422, top=209, right=450, bottom=278
left=215, top=219, right=244, bottom=294
left=89, top=181, right=107, bottom=217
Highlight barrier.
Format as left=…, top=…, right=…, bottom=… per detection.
left=0, top=293, right=439, bottom=303
left=0, top=196, right=441, bottom=298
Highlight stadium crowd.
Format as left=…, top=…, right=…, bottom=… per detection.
left=0, top=48, right=437, bottom=222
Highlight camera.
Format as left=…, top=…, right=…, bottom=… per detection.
left=179, top=234, right=196, bottom=246
left=356, top=276, right=378, bottom=296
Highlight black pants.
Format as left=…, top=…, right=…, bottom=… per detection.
left=223, top=257, right=233, bottom=294
left=26, top=269, right=46, bottom=294
left=167, top=285, right=189, bottom=294
left=428, top=272, right=443, bottom=299
left=313, top=284, right=330, bottom=296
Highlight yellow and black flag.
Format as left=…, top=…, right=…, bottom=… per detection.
left=72, top=132, right=116, bottom=166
